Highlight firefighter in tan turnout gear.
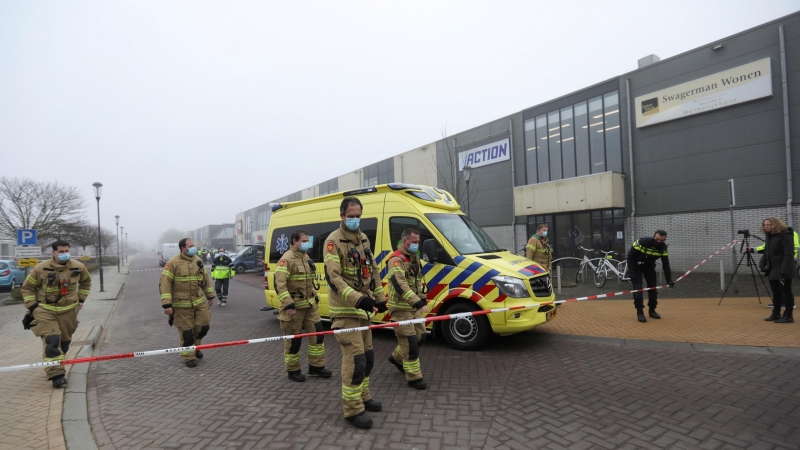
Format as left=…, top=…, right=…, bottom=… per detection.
left=386, top=228, right=429, bottom=390
left=21, top=240, right=91, bottom=388
left=323, top=197, right=387, bottom=429
left=160, top=238, right=215, bottom=368
left=275, top=230, right=332, bottom=382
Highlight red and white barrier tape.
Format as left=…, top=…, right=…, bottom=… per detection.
left=0, top=240, right=737, bottom=373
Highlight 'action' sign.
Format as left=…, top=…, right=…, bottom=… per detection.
left=458, top=138, right=510, bottom=171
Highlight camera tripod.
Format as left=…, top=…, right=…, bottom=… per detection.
left=719, top=233, right=771, bottom=306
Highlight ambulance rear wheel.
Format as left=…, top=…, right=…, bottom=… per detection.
left=441, top=302, right=490, bottom=351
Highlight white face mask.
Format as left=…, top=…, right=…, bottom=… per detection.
left=541, top=231, right=548, bottom=237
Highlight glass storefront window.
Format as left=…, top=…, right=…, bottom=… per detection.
left=524, top=118, right=537, bottom=184
left=604, top=91, right=622, bottom=172
left=536, top=115, right=550, bottom=183
left=589, top=96, right=605, bottom=173
left=548, top=111, right=561, bottom=180
left=560, top=106, right=576, bottom=179
left=574, top=101, right=590, bottom=176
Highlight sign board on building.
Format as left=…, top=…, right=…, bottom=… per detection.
left=458, top=138, right=511, bottom=171
left=15, top=246, right=42, bottom=258
left=17, top=258, right=39, bottom=267
left=635, top=58, right=772, bottom=128
left=17, top=229, right=37, bottom=245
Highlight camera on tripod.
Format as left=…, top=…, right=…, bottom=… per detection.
left=737, top=229, right=751, bottom=237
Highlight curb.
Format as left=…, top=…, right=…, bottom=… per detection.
left=538, top=332, right=800, bottom=356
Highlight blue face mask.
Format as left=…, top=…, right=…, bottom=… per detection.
left=300, top=242, right=313, bottom=252
left=541, top=231, right=548, bottom=237
left=408, top=243, right=419, bottom=253
left=187, top=247, right=197, bottom=256
left=345, top=218, right=360, bottom=231
left=57, top=253, right=70, bottom=263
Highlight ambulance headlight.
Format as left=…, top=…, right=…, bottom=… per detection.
left=492, top=276, right=528, bottom=298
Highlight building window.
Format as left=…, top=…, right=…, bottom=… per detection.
left=603, top=91, right=622, bottom=172
left=560, top=106, right=576, bottom=179
left=536, top=114, right=550, bottom=183
left=319, top=178, right=338, bottom=195
left=364, top=159, right=394, bottom=187
left=574, top=101, right=591, bottom=176
left=524, top=118, right=537, bottom=184
left=589, top=95, right=605, bottom=173
left=548, top=110, right=562, bottom=180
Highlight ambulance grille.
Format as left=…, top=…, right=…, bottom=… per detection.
left=529, top=276, right=552, bottom=297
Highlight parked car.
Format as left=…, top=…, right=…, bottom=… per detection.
left=0, top=260, right=25, bottom=292
left=231, top=245, right=265, bottom=274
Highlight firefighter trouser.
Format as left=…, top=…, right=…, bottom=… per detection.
left=630, top=264, right=658, bottom=310
left=279, top=305, right=325, bottom=371
left=214, top=278, right=229, bottom=299
left=332, top=317, right=373, bottom=418
left=174, top=301, right=211, bottom=362
left=31, top=306, right=79, bottom=379
left=390, top=309, right=425, bottom=382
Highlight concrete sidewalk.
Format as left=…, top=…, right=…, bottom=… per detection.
left=0, top=257, right=133, bottom=450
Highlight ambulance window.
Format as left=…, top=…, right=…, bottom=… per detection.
left=268, top=225, right=321, bottom=262
left=316, top=218, right=378, bottom=253
left=389, top=217, right=434, bottom=250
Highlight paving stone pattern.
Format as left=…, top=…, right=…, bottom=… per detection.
left=89, top=260, right=800, bottom=449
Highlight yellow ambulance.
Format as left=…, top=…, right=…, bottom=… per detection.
left=263, top=183, right=556, bottom=350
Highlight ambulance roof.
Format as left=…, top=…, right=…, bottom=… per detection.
left=270, top=183, right=461, bottom=213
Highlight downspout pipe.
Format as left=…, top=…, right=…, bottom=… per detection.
left=626, top=78, right=636, bottom=239
left=780, top=25, right=793, bottom=227
left=509, top=119, right=517, bottom=254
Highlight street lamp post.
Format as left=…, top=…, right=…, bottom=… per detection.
left=120, top=226, right=124, bottom=265
left=463, top=165, right=472, bottom=217
left=92, top=182, right=105, bottom=292
left=115, top=215, right=120, bottom=273
left=125, top=232, right=128, bottom=264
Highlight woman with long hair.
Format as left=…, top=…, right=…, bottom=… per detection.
left=759, top=217, right=795, bottom=323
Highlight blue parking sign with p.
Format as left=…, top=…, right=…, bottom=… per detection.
left=17, top=229, right=37, bottom=245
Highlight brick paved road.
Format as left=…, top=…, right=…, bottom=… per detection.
left=88, top=259, right=800, bottom=449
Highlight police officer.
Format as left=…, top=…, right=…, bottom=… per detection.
left=526, top=224, right=552, bottom=269
left=386, top=228, right=428, bottom=390
left=21, top=240, right=91, bottom=387
left=627, top=230, right=674, bottom=322
left=160, top=238, right=215, bottom=367
left=211, top=247, right=234, bottom=307
left=275, top=230, right=332, bottom=382
left=323, top=197, right=387, bottom=429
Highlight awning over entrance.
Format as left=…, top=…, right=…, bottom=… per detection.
left=514, top=171, right=625, bottom=216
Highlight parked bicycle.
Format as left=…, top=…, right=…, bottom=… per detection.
left=593, top=251, right=633, bottom=288
left=551, top=246, right=605, bottom=284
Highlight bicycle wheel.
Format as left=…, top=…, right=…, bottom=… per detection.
left=594, top=267, right=607, bottom=288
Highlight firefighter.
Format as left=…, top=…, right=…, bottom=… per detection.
left=275, top=230, right=332, bottom=382
left=160, top=238, right=215, bottom=367
left=627, top=230, right=674, bottom=322
left=386, top=228, right=428, bottom=390
left=211, top=247, right=234, bottom=307
left=525, top=224, right=552, bottom=270
left=323, top=197, right=387, bottom=429
left=20, top=240, right=91, bottom=388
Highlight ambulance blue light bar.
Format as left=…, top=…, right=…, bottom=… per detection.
left=342, top=187, right=378, bottom=196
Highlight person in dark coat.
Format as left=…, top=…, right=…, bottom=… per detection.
left=756, top=217, right=795, bottom=323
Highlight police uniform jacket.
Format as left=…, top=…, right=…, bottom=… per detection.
left=387, top=248, right=424, bottom=311
left=759, top=229, right=796, bottom=281
left=626, top=237, right=672, bottom=282
left=323, top=223, right=385, bottom=319
left=275, top=248, right=317, bottom=310
left=21, top=258, right=91, bottom=312
left=160, top=253, right=215, bottom=309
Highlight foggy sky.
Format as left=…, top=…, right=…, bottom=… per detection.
left=1, top=1, right=797, bottom=249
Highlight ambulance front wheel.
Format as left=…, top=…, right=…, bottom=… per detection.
left=441, top=302, right=490, bottom=351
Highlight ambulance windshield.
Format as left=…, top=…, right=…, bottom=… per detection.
left=426, top=213, right=503, bottom=255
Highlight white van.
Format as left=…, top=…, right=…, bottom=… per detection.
left=159, top=243, right=180, bottom=267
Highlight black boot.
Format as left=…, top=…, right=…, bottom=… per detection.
left=308, top=366, right=332, bottom=378
left=637, top=309, right=646, bottom=323
left=408, top=378, right=428, bottom=390
left=195, top=351, right=204, bottom=359
left=345, top=411, right=373, bottom=429
left=388, top=354, right=404, bottom=373
left=765, top=314, right=781, bottom=321
left=649, top=309, right=661, bottom=319
left=288, top=370, right=306, bottom=382
left=363, top=399, right=382, bottom=412
left=185, top=360, right=197, bottom=368
left=51, top=375, right=67, bottom=388
left=775, top=315, right=794, bottom=323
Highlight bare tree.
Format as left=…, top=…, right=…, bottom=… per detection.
left=64, top=221, right=97, bottom=250
left=0, top=178, right=86, bottom=241
left=432, top=128, right=479, bottom=210
left=159, top=228, right=186, bottom=245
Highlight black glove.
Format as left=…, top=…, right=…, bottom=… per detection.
left=375, top=301, right=388, bottom=313
left=168, top=314, right=174, bottom=327
left=356, top=296, right=376, bottom=313
left=412, top=299, right=427, bottom=310
left=667, top=281, right=675, bottom=289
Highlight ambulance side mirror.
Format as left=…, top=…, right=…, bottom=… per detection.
left=422, top=239, right=439, bottom=264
